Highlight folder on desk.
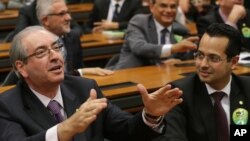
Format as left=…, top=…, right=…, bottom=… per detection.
left=239, top=52, right=250, bottom=66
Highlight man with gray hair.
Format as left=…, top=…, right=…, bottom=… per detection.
left=36, top=0, right=113, bottom=76
left=0, top=25, right=183, bottom=141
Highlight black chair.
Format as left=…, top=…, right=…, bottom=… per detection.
left=1, top=70, right=19, bottom=86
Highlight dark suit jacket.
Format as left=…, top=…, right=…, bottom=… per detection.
left=10, top=1, right=82, bottom=41
left=197, top=8, right=250, bottom=51
left=111, top=14, right=190, bottom=70
left=63, top=31, right=84, bottom=73
left=84, top=0, right=143, bottom=33
left=157, top=73, right=250, bottom=141
left=0, top=75, right=163, bottom=141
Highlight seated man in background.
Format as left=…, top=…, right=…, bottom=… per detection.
left=197, top=0, right=250, bottom=51
left=109, top=0, right=199, bottom=70
left=36, top=0, right=113, bottom=76
left=157, top=23, right=250, bottom=141
left=0, top=25, right=183, bottom=141
left=23, top=0, right=111, bottom=76
left=8, top=0, right=82, bottom=42
left=84, top=0, right=143, bottom=33
left=1, top=0, right=113, bottom=86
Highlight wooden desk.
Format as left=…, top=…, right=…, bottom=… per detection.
left=1, top=63, right=250, bottom=110
left=0, top=43, right=11, bottom=72
left=0, top=3, right=93, bottom=30
left=81, top=33, right=123, bottom=61
left=0, top=9, right=18, bottom=30
left=0, top=33, right=123, bottom=72
left=82, top=63, right=250, bottom=109
left=68, top=3, right=93, bottom=23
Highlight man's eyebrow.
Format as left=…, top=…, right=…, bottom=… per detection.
left=51, top=40, right=58, bottom=46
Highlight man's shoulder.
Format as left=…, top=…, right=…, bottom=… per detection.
left=95, top=0, right=108, bottom=5
left=64, top=31, right=81, bottom=45
left=171, top=74, right=198, bottom=89
left=197, top=9, right=219, bottom=24
left=172, top=21, right=189, bottom=35
left=63, top=75, right=94, bottom=85
left=234, top=74, right=250, bottom=87
left=130, top=14, right=151, bottom=24
left=0, top=84, right=23, bottom=103
left=19, top=1, right=35, bottom=13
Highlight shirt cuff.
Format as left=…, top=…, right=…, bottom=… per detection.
left=161, top=44, right=172, bottom=58
left=77, top=69, right=83, bottom=76
left=46, top=125, right=59, bottom=141
left=142, top=110, right=165, bottom=133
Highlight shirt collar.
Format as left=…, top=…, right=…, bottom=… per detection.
left=153, top=18, right=172, bottom=35
left=218, top=8, right=228, bottom=23
left=30, top=86, right=64, bottom=108
left=206, top=75, right=232, bottom=97
left=111, top=0, right=125, bottom=7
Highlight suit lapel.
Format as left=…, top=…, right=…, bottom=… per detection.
left=170, top=31, right=177, bottom=44
left=148, top=17, right=158, bottom=44
left=119, top=0, right=129, bottom=20
left=194, top=78, right=217, bottom=141
left=22, top=85, right=57, bottom=129
left=230, top=76, right=249, bottom=125
left=60, top=83, right=88, bottom=141
left=60, top=84, right=79, bottom=117
left=102, top=0, right=111, bottom=19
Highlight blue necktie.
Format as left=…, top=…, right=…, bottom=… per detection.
left=212, top=92, right=229, bottom=141
left=160, top=28, right=168, bottom=44
left=112, top=3, right=120, bottom=22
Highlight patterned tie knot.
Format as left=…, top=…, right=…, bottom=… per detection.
left=47, top=100, right=64, bottom=123
left=115, top=3, right=120, bottom=9
left=47, top=100, right=62, bottom=114
left=212, top=91, right=225, bottom=102
left=161, top=28, right=169, bottom=35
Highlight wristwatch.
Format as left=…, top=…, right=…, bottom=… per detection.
left=144, top=112, right=163, bottom=123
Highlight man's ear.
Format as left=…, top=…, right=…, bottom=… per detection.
left=41, top=16, right=49, bottom=27
left=15, top=60, right=28, bottom=78
left=231, top=55, right=239, bottom=70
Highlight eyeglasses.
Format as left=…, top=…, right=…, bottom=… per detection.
left=47, top=11, right=71, bottom=17
left=193, top=51, right=228, bottom=64
left=24, top=39, right=64, bottom=60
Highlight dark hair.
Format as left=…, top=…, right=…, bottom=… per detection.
left=205, top=23, right=242, bottom=59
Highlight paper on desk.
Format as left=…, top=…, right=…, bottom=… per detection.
left=238, top=52, right=250, bottom=65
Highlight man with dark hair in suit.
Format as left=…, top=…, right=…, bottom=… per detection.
left=157, top=23, right=250, bottom=141
left=197, top=0, right=250, bottom=51
left=109, top=0, right=199, bottom=70
left=0, top=25, right=183, bottom=141
left=84, top=0, right=143, bottom=33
